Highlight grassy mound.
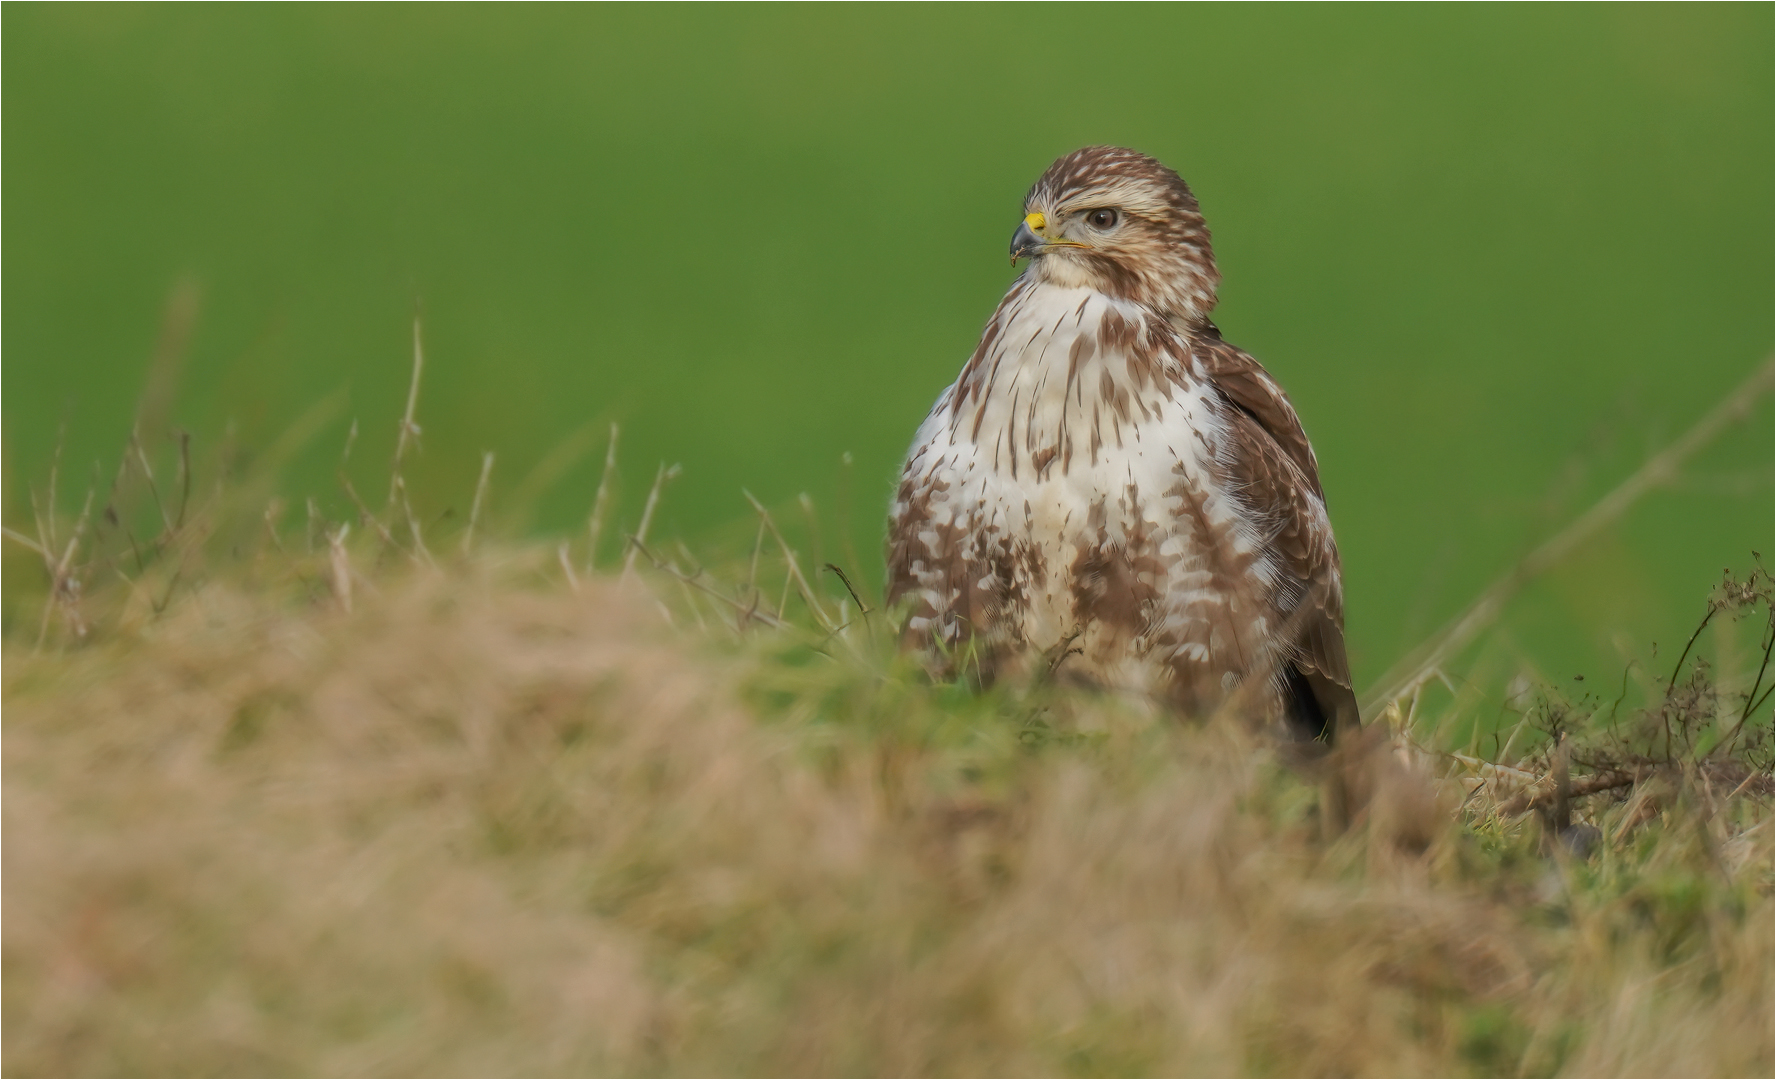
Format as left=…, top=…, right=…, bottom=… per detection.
left=5, top=538, right=1770, bottom=1075
left=5, top=355, right=1771, bottom=1075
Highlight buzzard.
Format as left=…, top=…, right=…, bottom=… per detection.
left=886, top=146, right=1358, bottom=742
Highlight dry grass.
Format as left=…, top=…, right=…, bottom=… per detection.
left=4, top=543, right=1770, bottom=1076
left=4, top=346, right=1771, bottom=1076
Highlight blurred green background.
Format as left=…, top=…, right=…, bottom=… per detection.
left=4, top=4, right=1771, bottom=690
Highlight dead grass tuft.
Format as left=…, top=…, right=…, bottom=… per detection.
left=4, top=348, right=1770, bottom=1076
left=5, top=553, right=1770, bottom=1076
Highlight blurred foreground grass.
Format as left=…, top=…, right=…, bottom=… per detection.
left=3, top=386, right=1772, bottom=1076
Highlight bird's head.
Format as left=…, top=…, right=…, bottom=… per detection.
left=1010, top=146, right=1220, bottom=327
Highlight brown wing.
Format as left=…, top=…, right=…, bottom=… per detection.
left=1196, top=332, right=1325, bottom=500
left=1198, top=335, right=1359, bottom=738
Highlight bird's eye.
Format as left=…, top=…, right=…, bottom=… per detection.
left=1087, top=208, right=1119, bottom=229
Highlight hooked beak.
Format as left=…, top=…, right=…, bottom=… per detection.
left=1009, top=216, right=1045, bottom=264
left=1009, top=211, right=1083, bottom=264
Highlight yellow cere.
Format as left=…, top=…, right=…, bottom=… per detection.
left=1024, top=212, right=1046, bottom=232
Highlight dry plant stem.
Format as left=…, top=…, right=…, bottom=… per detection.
left=377, top=320, right=435, bottom=565
left=44, top=424, right=64, bottom=552
left=1741, top=629, right=1774, bottom=726
left=1, top=526, right=49, bottom=557
left=131, top=431, right=173, bottom=535
left=823, top=563, right=872, bottom=617
left=557, top=542, right=581, bottom=595
left=662, top=543, right=710, bottom=632
left=823, top=562, right=876, bottom=645
left=800, top=492, right=823, bottom=573
left=175, top=431, right=192, bottom=530
left=621, top=462, right=680, bottom=578
left=747, top=516, right=766, bottom=597
left=305, top=498, right=321, bottom=555
left=674, top=542, right=712, bottom=631
left=35, top=489, right=96, bottom=650
left=740, top=520, right=770, bottom=631
left=100, top=437, right=137, bottom=546
left=327, top=523, right=354, bottom=613
left=627, top=536, right=786, bottom=629
left=744, top=490, right=837, bottom=633
left=1364, top=356, right=1776, bottom=716
left=338, top=471, right=408, bottom=561
left=1441, top=748, right=1540, bottom=785
left=133, top=278, right=200, bottom=444
left=836, top=450, right=865, bottom=594
left=10, top=574, right=1769, bottom=1077
left=262, top=501, right=288, bottom=556
left=1497, top=711, right=1533, bottom=764
left=586, top=423, right=620, bottom=574
left=1552, top=733, right=1572, bottom=832
left=1498, top=765, right=1653, bottom=817
left=387, top=316, right=425, bottom=518
left=397, top=477, right=436, bottom=567
left=464, top=452, right=496, bottom=558
left=25, top=489, right=56, bottom=590
left=1668, top=606, right=1718, bottom=695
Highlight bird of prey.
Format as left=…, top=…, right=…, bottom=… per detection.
left=886, top=146, right=1358, bottom=742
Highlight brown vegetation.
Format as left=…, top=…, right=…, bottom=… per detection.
left=4, top=347, right=1770, bottom=1076
left=5, top=550, right=1770, bottom=1076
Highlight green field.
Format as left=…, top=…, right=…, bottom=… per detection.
left=5, top=5, right=1771, bottom=691
left=3, top=14, right=1773, bottom=1072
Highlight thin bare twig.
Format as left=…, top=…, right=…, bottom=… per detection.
left=463, top=452, right=495, bottom=558
left=133, top=278, right=201, bottom=447
left=744, top=490, right=836, bottom=633
left=746, top=514, right=767, bottom=597
left=1737, top=616, right=1774, bottom=727
left=586, top=423, right=620, bottom=574
left=327, top=523, right=354, bottom=613
left=674, top=541, right=711, bottom=631
left=1441, top=749, right=1541, bottom=784
left=799, top=492, right=823, bottom=575
left=132, top=430, right=173, bottom=536
left=622, top=462, right=680, bottom=578
left=2, top=526, right=49, bottom=557
left=338, top=471, right=407, bottom=559
left=175, top=430, right=193, bottom=530
left=388, top=316, right=425, bottom=515
left=1498, top=766, right=1652, bottom=817
left=36, top=489, right=96, bottom=649
left=262, top=499, right=288, bottom=557
left=836, top=451, right=864, bottom=597
left=1364, top=357, right=1775, bottom=717
left=45, top=423, right=64, bottom=553
left=306, top=498, right=322, bottom=556
left=396, top=476, right=436, bottom=567
left=1666, top=606, right=1717, bottom=694
left=558, top=542, right=581, bottom=595
left=627, top=536, right=786, bottom=628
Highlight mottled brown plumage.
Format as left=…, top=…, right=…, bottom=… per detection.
left=886, top=146, right=1358, bottom=740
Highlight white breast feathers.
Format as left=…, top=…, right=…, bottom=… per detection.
left=888, top=278, right=1289, bottom=713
